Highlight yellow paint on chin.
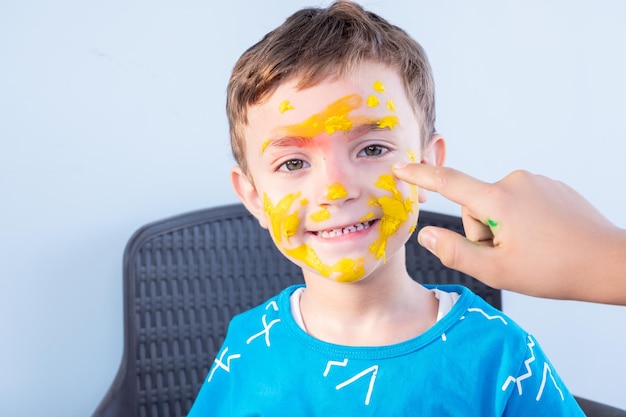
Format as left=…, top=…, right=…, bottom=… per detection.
left=369, top=174, right=416, bottom=262
left=284, top=245, right=365, bottom=282
left=326, top=182, right=348, bottom=200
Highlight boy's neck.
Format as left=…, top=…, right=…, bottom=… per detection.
left=298, top=251, right=439, bottom=346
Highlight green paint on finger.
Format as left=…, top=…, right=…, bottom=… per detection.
left=487, top=218, right=499, bottom=228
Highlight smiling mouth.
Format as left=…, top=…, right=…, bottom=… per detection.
left=314, top=220, right=375, bottom=239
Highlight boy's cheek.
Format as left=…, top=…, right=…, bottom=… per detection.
left=262, top=191, right=307, bottom=246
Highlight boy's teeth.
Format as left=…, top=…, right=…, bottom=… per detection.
left=316, top=221, right=372, bottom=238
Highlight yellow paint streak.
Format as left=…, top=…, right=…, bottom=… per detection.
left=326, top=182, right=348, bottom=200
left=407, top=149, right=416, bottom=163
left=282, top=94, right=363, bottom=137
left=366, top=95, right=380, bottom=108
left=377, top=115, right=399, bottom=130
left=332, top=258, right=365, bottom=282
left=359, top=212, right=374, bottom=222
left=283, top=214, right=300, bottom=240
left=260, top=138, right=271, bottom=155
left=373, top=80, right=385, bottom=93
left=264, top=191, right=364, bottom=282
left=279, top=100, right=294, bottom=113
left=263, top=192, right=301, bottom=244
left=284, top=245, right=365, bottom=282
left=369, top=174, right=415, bottom=262
left=310, top=207, right=331, bottom=222
left=386, top=99, right=395, bottom=111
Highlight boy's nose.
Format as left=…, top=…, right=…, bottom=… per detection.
left=313, top=157, right=360, bottom=206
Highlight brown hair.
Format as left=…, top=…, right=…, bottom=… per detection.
left=227, top=0, right=436, bottom=174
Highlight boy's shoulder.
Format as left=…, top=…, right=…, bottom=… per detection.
left=431, top=284, right=529, bottom=342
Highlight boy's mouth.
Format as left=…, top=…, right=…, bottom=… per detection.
left=314, top=220, right=375, bottom=239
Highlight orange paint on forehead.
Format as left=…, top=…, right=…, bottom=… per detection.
left=278, top=93, right=400, bottom=142
left=281, top=94, right=363, bottom=137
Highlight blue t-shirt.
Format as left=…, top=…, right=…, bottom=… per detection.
left=188, top=284, right=584, bottom=416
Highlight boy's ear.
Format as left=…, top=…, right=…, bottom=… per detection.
left=231, top=166, right=268, bottom=229
left=418, top=134, right=446, bottom=203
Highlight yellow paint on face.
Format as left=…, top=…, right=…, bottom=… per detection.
left=264, top=192, right=364, bottom=282
left=310, top=207, right=331, bottom=222
left=386, top=99, right=395, bottom=112
left=407, top=149, right=416, bottom=163
left=377, top=115, right=399, bottom=130
left=279, top=100, right=295, bottom=113
left=369, top=174, right=416, bottom=262
left=300, top=198, right=308, bottom=206
left=373, top=80, right=386, bottom=93
left=283, top=213, right=300, bottom=240
left=326, top=182, right=348, bottom=200
left=263, top=192, right=301, bottom=244
left=260, top=138, right=271, bottom=155
left=366, top=95, right=380, bottom=108
left=359, top=211, right=374, bottom=222
left=284, top=245, right=365, bottom=282
left=283, top=94, right=363, bottom=137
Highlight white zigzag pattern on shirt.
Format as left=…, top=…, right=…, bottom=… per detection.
left=502, top=336, right=536, bottom=395
left=208, top=347, right=241, bottom=382
left=466, top=307, right=508, bottom=325
left=323, top=359, right=378, bottom=406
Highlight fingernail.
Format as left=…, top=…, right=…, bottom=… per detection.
left=418, top=228, right=436, bottom=253
left=393, top=161, right=408, bottom=170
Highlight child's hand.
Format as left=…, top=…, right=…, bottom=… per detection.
left=392, top=163, right=626, bottom=305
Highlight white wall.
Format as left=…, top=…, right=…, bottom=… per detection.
left=1, top=1, right=625, bottom=415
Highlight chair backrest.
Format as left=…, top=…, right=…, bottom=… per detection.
left=92, top=203, right=501, bottom=417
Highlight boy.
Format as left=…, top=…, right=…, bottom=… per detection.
left=188, top=1, right=584, bottom=415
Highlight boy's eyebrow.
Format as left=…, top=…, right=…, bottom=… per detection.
left=267, top=120, right=396, bottom=149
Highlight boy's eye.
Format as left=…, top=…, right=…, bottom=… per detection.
left=359, top=145, right=388, bottom=157
left=279, top=159, right=310, bottom=171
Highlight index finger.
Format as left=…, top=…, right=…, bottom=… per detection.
left=392, top=163, right=491, bottom=213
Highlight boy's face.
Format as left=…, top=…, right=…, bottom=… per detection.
left=232, top=62, right=445, bottom=283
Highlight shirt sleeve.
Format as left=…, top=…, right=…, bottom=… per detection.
left=501, top=334, right=585, bottom=416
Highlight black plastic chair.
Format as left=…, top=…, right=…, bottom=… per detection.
left=92, top=203, right=625, bottom=417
